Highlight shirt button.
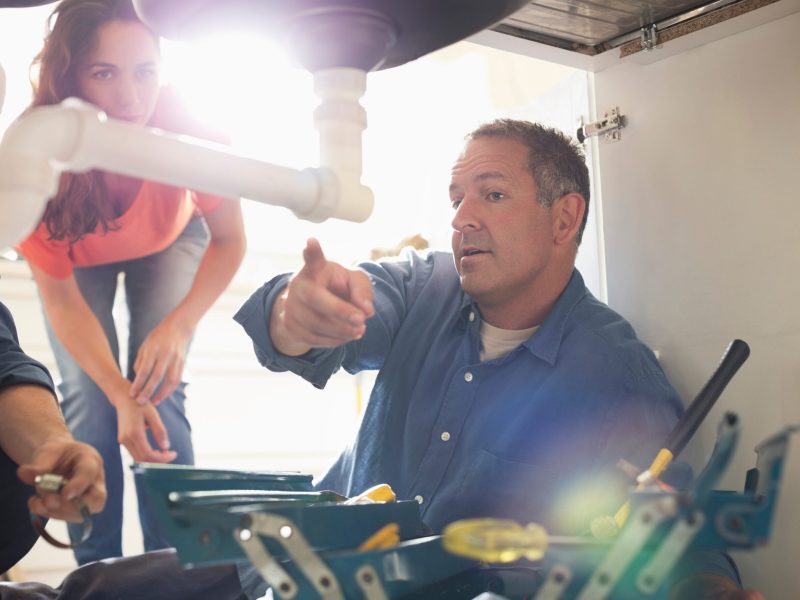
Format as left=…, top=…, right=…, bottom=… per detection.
left=415, top=495, right=424, bottom=504
left=441, top=431, right=451, bottom=442
left=469, top=311, right=475, bottom=322
left=464, top=372, right=473, bottom=382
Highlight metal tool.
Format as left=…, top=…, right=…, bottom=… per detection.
left=30, top=473, right=92, bottom=549
left=135, top=412, right=796, bottom=599
left=135, top=340, right=796, bottom=599
left=600, top=339, right=750, bottom=535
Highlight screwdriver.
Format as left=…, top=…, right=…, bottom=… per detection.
left=591, top=339, right=750, bottom=539
left=442, top=518, right=549, bottom=562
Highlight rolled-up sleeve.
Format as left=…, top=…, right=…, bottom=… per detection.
left=233, top=274, right=346, bottom=389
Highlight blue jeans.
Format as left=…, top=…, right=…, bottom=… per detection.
left=44, top=218, right=209, bottom=564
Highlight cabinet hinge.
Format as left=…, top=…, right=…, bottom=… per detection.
left=577, top=107, right=625, bottom=144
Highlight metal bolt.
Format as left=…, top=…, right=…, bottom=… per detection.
left=728, top=516, right=745, bottom=531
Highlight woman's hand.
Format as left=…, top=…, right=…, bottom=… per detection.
left=130, top=315, right=193, bottom=406
left=130, top=197, right=245, bottom=405
left=17, top=439, right=106, bottom=523
left=114, top=391, right=177, bottom=463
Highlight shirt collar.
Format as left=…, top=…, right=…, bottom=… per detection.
left=461, top=269, right=588, bottom=365
left=523, top=269, right=587, bottom=365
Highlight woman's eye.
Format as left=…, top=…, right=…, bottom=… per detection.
left=136, top=67, right=158, bottom=79
left=92, top=70, right=113, bottom=80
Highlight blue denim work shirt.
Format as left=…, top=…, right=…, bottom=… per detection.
left=234, top=250, right=691, bottom=536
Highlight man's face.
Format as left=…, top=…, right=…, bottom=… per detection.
left=76, top=20, right=160, bottom=125
left=450, top=136, right=557, bottom=314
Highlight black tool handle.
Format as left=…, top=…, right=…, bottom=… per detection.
left=664, top=339, right=750, bottom=456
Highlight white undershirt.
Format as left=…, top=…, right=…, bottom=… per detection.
left=479, top=320, right=539, bottom=362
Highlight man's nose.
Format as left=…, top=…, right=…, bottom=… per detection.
left=451, top=195, right=480, bottom=232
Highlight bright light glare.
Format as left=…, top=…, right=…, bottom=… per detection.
left=0, top=5, right=53, bottom=134
left=0, top=17, right=582, bottom=279
left=161, top=33, right=330, bottom=277
left=161, top=36, right=504, bottom=271
left=159, top=37, right=582, bottom=281
left=162, top=34, right=317, bottom=169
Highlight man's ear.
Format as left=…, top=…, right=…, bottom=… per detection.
left=552, top=193, right=586, bottom=246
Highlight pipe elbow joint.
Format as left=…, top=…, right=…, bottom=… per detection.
left=0, top=98, right=105, bottom=247
left=295, top=167, right=373, bottom=223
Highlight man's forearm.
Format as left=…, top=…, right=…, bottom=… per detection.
left=0, top=384, right=72, bottom=465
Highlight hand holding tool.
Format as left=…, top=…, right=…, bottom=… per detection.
left=30, top=473, right=93, bottom=549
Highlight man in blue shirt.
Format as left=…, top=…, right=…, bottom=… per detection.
left=234, top=119, right=763, bottom=599
left=0, top=121, right=761, bottom=599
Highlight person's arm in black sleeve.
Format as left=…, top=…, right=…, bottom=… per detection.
left=0, top=301, right=105, bottom=572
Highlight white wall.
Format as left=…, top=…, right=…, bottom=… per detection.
left=594, top=10, right=800, bottom=596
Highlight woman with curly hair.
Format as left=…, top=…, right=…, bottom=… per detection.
left=17, top=0, right=246, bottom=564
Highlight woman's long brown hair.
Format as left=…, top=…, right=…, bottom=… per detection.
left=30, top=0, right=156, bottom=242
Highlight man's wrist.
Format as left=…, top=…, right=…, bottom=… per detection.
left=268, top=291, right=311, bottom=357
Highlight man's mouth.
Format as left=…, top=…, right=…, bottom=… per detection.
left=463, top=248, right=487, bottom=257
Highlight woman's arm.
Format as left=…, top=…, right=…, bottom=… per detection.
left=29, top=265, right=177, bottom=464
left=131, top=198, right=246, bottom=404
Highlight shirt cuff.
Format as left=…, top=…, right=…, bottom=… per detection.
left=233, top=275, right=342, bottom=388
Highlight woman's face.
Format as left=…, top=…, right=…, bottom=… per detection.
left=75, top=20, right=160, bottom=125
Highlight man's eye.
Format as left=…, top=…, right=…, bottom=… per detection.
left=451, top=198, right=462, bottom=209
left=488, top=192, right=504, bottom=202
left=92, top=70, right=113, bottom=80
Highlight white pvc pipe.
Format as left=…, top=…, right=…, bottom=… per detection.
left=314, top=68, right=367, bottom=174
left=0, top=87, right=374, bottom=248
left=312, top=68, right=374, bottom=226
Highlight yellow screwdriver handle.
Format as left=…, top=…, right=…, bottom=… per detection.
left=442, top=518, right=549, bottom=563
left=358, top=523, right=400, bottom=551
left=345, top=483, right=397, bottom=505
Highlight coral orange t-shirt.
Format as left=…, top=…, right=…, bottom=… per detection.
left=18, top=184, right=221, bottom=279
left=17, top=86, right=229, bottom=279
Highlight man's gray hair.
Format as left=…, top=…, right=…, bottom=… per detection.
left=466, top=119, right=590, bottom=245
